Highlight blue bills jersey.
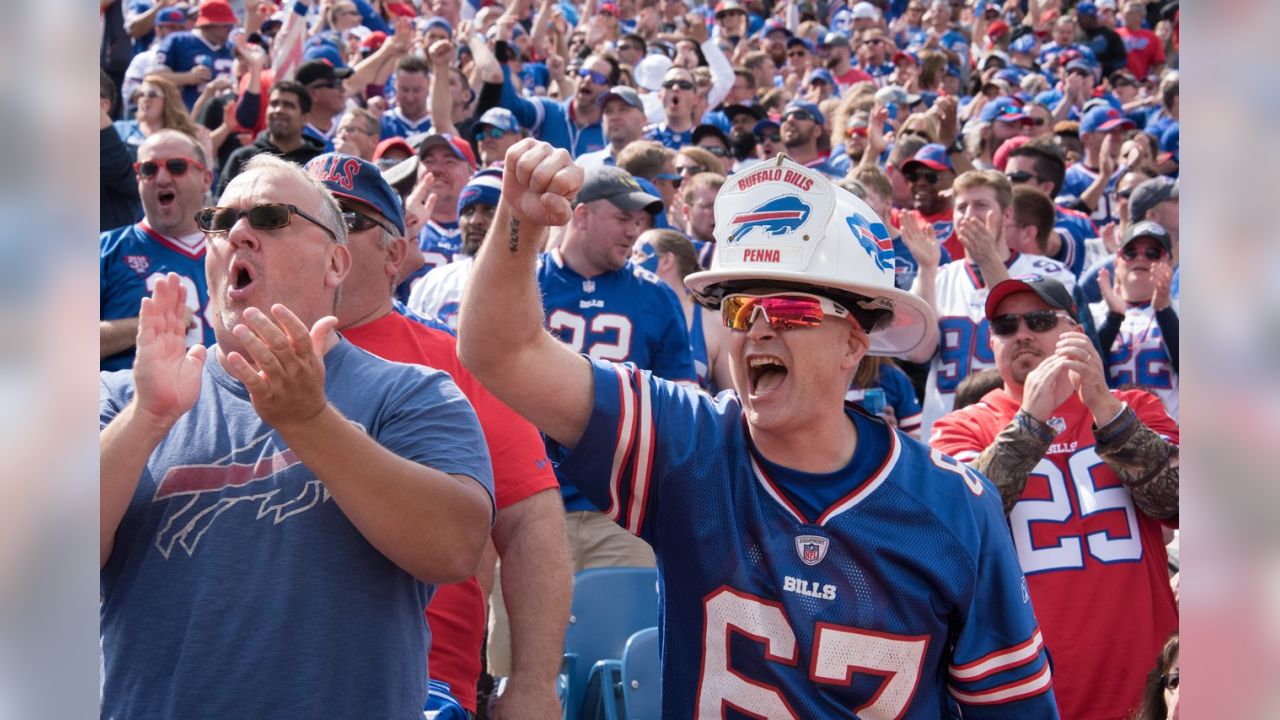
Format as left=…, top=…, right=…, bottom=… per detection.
left=1062, top=162, right=1123, bottom=226
left=396, top=220, right=463, bottom=304
left=379, top=106, right=434, bottom=140
left=538, top=250, right=696, bottom=512
left=153, top=31, right=234, bottom=108
left=643, top=123, right=694, bottom=151
left=1051, top=206, right=1098, bottom=277
left=550, top=361, right=1059, bottom=719
left=100, top=222, right=215, bottom=371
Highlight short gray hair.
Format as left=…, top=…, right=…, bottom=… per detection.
left=238, top=154, right=348, bottom=245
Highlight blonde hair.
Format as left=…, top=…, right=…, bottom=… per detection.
left=953, top=169, right=1013, bottom=210
left=138, top=74, right=200, bottom=138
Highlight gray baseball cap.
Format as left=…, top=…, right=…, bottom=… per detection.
left=575, top=167, right=662, bottom=214
left=1121, top=220, right=1173, bottom=254
left=596, top=85, right=645, bottom=112
left=1127, top=176, right=1178, bottom=224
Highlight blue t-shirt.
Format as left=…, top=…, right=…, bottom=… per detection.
left=99, top=339, right=494, bottom=720
left=519, top=62, right=550, bottom=95
left=154, top=31, right=235, bottom=108
left=548, top=360, right=1058, bottom=718
left=538, top=251, right=695, bottom=511
left=100, top=222, right=215, bottom=371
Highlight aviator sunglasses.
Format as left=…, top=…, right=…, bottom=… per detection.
left=988, top=310, right=1073, bottom=337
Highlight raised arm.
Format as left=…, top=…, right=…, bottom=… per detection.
left=101, top=274, right=207, bottom=567
left=456, top=139, right=592, bottom=447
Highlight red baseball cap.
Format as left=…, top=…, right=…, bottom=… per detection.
left=417, top=133, right=478, bottom=170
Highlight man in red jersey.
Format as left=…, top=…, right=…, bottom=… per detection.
left=304, top=152, right=570, bottom=720
left=931, top=274, right=1178, bottom=720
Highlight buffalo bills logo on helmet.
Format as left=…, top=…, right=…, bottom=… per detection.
left=728, top=195, right=811, bottom=244
left=845, top=213, right=894, bottom=271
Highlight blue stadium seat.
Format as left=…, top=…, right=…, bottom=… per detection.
left=619, top=627, right=661, bottom=720
left=560, top=567, right=659, bottom=720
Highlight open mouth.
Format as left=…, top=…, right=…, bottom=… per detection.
left=747, top=354, right=788, bottom=396
left=157, top=189, right=176, bottom=207
left=228, top=259, right=256, bottom=297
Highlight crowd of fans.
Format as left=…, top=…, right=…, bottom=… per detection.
left=100, top=0, right=1181, bottom=717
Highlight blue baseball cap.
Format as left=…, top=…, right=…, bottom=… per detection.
left=423, top=16, right=453, bottom=36
left=472, top=107, right=522, bottom=138
left=760, top=19, right=792, bottom=38
left=979, top=96, right=1031, bottom=124
left=457, top=168, right=504, bottom=216
left=1065, top=58, right=1097, bottom=76
left=303, top=42, right=349, bottom=70
left=305, top=153, right=406, bottom=236
left=782, top=100, right=825, bottom=127
left=1079, top=105, right=1136, bottom=134
left=1076, top=2, right=1098, bottom=18
left=786, top=36, right=816, bottom=54
left=156, top=7, right=186, bottom=25
left=752, top=118, right=780, bottom=135
left=901, top=143, right=955, bottom=174
left=994, top=68, right=1024, bottom=85
left=1009, top=34, right=1038, bottom=55
left=805, top=68, right=836, bottom=87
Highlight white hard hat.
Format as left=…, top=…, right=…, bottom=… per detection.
left=634, top=54, right=673, bottom=93
left=685, top=156, right=937, bottom=358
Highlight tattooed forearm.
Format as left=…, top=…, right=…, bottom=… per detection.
left=508, top=217, right=520, bottom=254
left=971, top=411, right=1055, bottom=515
left=1094, top=405, right=1179, bottom=519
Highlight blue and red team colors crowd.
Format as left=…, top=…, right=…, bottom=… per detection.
left=100, top=0, right=1180, bottom=717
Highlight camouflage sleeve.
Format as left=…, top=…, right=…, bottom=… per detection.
left=970, top=410, right=1055, bottom=515
left=1093, top=403, right=1179, bottom=520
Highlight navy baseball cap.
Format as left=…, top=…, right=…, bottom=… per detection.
left=472, top=107, right=521, bottom=138
left=296, top=59, right=354, bottom=84
left=1079, top=105, right=1136, bottom=134
left=423, top=16, right=453, bottom=35
left=724, top=103, right=765, bottom=122
left=458, top=168, right=504, bottom=216
left=782, top=100, right=825, bottom=127
left=1127, top=176, right=1178, bottom=223
left=1121, top=220, right=1173, bottom=254
left=979, top=96, right=1031, bottom=124
left=786, top=37, right=816, bottom=54
left=985, top=275, right=1079, bottom=322
left=901, top=143, right=955, bottom=174
left=305, top=153, right=406, bottom=235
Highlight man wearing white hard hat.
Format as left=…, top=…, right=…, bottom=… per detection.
left=458, top=140, right=1059, bottom=718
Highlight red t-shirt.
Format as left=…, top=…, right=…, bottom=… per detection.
left=343, top=312, right=559, bottom=711
left=1116, top=27, right=1166, bottom=80
left=931, top=388, right=1179, bottom=720
left=890, top=205, right=960, bottom=260
left=833, top=66, right=875, bottom=89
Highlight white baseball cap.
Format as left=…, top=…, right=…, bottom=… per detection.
left=685, top=156, right=936, bottom=358
left=851, top=1, right=880, bottom=20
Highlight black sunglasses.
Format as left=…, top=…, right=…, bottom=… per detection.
left=755, top=132, right=781, bottom=143
left=134, top=157, right=205, bottom=178
left=1117, top=187, right=1135, bottom=200
left=699, top=145, right=729, bottom=157
left=1005, top=170, right=1042, bottom=185
left=1029, top=116, right=1048, bottom=126
left=662, top=79, right=694, bottom=90
left=782, top=110, right=814, bottom=124
left=195, top=203, right=338, bottom=242
left=342, top=210, right=397, bottom=235
left=989, top=310, right=1071, bottom=336
left=903, top=168, right=940, bottom=184
left=1120, top=246, right=1166, bottom=261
